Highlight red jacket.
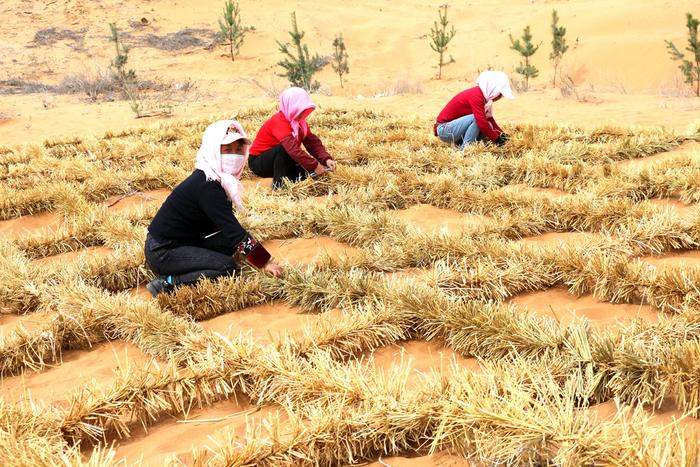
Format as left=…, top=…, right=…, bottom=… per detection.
left=250, top=111, right=332, bottom=171
left=436, top=86, right=502, bottom=141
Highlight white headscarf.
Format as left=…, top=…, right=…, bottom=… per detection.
left=476, top=71, right=515, bottom=118
left=195, top=120, right=249, bottom=211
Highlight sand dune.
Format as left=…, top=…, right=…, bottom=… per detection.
left=1, top=0, right=699, bottom=145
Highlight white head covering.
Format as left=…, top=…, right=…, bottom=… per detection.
left=476, top=71, right=515, bottom=118
left=194, top=120, right=250, bottom=211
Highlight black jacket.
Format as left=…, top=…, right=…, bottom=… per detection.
left=148, top=169, right=270, bottom=267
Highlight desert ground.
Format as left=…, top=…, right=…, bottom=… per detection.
left=2, top=0, right=700, bottom=465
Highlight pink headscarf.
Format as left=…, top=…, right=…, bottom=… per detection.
left=476, top=71, right=515, bottom=118
left=194, top=120, right=249, bottom=211
left=279, top=87, right=316, bottom=140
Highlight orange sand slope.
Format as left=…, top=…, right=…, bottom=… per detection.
left=1, top=0, right=699, bottom=145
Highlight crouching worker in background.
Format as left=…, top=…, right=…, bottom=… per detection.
left=434, top=70, right=515, bottom=150
left=144, top=120, right=283, bottom=297
left=248, top=87, right=337, bottom=189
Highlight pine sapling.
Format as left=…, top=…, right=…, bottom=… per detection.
left=109, top=23, right=144, bottom=117
left=108, top=23, right=171, bottom=118
left=277, top=12, right=324, bottom=92
left=331, top=34, right=349, bottom=88
left=429, top=5, right=456, bottom=79
left=550, top=10, right=569, bottom=87
left=218, top=0, right=248, bottom=62
left=510, top=25, right=541, bottom=91
left=665, top=12, right=700, bottom=97
left=109, top=23, right=136, bottom=86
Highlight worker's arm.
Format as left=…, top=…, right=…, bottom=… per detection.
left=302, top=131, right=332, bottom=164
left=199, top=184, right=271, bottom=268
left=468, top=94, right=501, bottom=141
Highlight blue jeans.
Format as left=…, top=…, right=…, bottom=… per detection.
left=436, top=114, right=488, bottom=150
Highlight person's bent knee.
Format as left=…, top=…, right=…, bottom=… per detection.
left=144, top=235, right=166, bottom=276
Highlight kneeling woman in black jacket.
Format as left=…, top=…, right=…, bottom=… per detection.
left=144, top=119, right=282, bottom=297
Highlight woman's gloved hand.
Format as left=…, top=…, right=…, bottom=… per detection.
left=495, top=133, right=509, bottom=146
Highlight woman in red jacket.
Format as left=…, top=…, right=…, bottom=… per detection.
left=434, top=71, right=515, bottom=150
left=249, top=87, right=336, bottom=189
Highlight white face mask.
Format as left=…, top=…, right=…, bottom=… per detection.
left=221, top=154, right=246, bottom=177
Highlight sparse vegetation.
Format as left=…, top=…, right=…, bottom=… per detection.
left=665, top=12, right=700, bottom=97
left=59, top=69, right=119, bottom=102
left=550, top=10, right=569, bottom=87
left=277, top=12, right=324, bottom=92
left=0, top=71, right=187, bottom=106
left=429, top=4, right=456, bottom=79
left=249, top=77, right=288, bottom=98
left=109, top=23, right=137, bottom=88
left=105, top=27, right=223, bottom=51
left=510, top=25, right=541, bottom=91
left=31, top=27, right=86, bottom=50
left=218, top=0, right=248, bottom=61
left=109, top=23, right=172, bottom=118
left=0, top=78, right=53, bottom=95
left=109, top=22, right=143, bottom=117
left=373, top=77, right=424, bottom=97
left=331, top=34, right=350, bottom=88
left=559, top=71, right=586, bottom=101
left=138, top=28, right=221, bottom=51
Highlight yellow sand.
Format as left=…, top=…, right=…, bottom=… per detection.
left=1, top=0, right=699, bottom=147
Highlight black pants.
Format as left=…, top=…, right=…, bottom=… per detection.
left=144, top=233, right=240, bottom=286
left=249, top=144, right=309, bottom=189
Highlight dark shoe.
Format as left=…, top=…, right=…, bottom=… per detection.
left=146, top=277, right=174, bottom=297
